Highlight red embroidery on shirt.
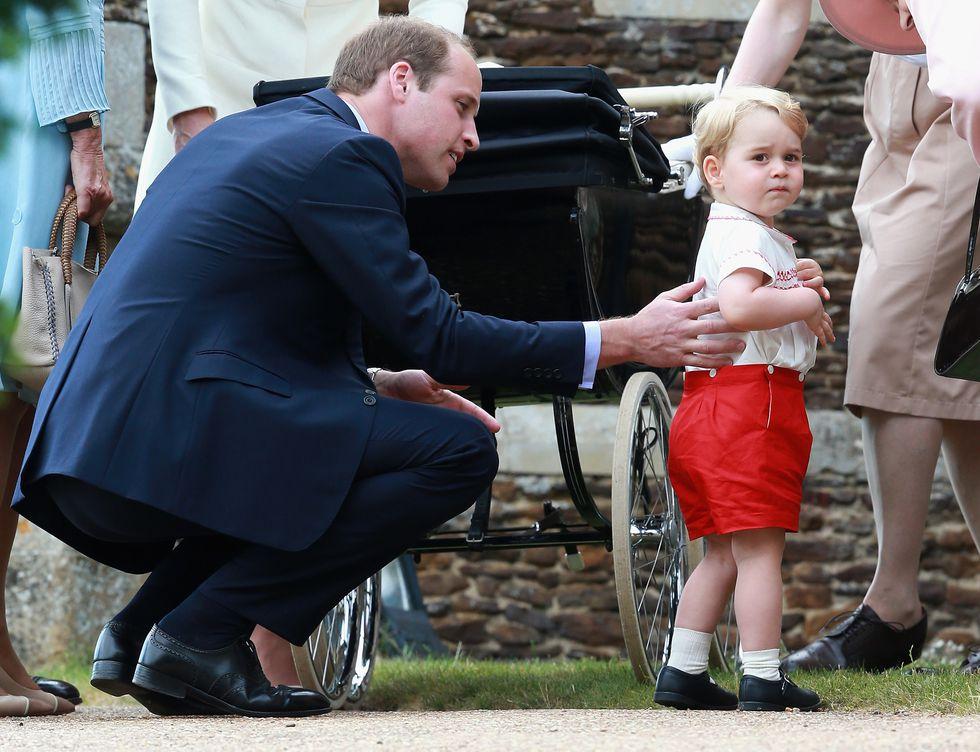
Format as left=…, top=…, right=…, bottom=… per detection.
left=772, top=268, right=802, bottom=289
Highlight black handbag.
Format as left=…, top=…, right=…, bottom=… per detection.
left=935, top=178, right=980, bottom=381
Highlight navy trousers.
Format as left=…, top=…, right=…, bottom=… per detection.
left=44, top=396, right=497, bottom=644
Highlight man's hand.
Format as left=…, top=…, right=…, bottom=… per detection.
left=598, top=279, right=745, bottom=370
left=372, top=369, right=501, bottom=433
left=172, top=107, right=216, bottom=153
left=796, top=258, right=830, bottom=301
left=67, top=122, right=113, bottom=225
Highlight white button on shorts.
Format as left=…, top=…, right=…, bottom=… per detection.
left=709, top=369, right=717, bottom=378
left=767, top=365, right=774, bottom=374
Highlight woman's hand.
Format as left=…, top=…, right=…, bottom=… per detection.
left=67, top=120, right=113, bottom=225
left=172, top=107, right=216, bottom=153
left=796, top=258, right=830, bottom=301
left=371, top=369, right=501, bottom=433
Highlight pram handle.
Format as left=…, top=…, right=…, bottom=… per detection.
left=619, top=82, right=718, bottom=109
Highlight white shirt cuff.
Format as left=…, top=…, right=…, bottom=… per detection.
left=580, top=321, right=601, bottom=389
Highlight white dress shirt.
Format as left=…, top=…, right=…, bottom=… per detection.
left=688, top=202, right=816, bottom=375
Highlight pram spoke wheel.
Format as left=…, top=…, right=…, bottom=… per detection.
left=345, top=571, right=382, bottom=708
left=292, top=584, right=361, bottom=708
left=612, top=372, right=689, bottom=683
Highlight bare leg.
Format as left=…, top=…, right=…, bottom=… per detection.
left=251, top=625, right=300, bottom=686
left=675, top=533, right=736, bottom=633
left=731, top=528, right=785, bottom=651
left=940, top=418, right=980, bottom=551
left=861, top=408, right=941, bottom=628
left=0, top=399, right=36, bottom=689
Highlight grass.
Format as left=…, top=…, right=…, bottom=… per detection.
left=364, top=658, right=980, bottom=714
left=36, top=655, right=980, bottom=714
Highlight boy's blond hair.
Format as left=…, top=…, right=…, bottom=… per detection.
left=692, top=85, right=808, bottom=185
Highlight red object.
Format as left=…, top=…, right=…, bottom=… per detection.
left=668, top=365, right=812, bottom=540
left=819, top=0, right=925, bottom=55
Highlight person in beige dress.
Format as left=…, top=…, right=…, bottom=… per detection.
left=662, top=0, right=980, bottom=673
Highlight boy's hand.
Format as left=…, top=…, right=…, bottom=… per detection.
left=796, top=258, right=830, bottom=301
left=805, top=308, right=835, bottom=348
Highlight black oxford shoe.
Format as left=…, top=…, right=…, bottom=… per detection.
left=32, top=676, right=81, bottom=705
left=961, top=645, right=980, bottom=674
left=738, top=671, right=821, bottom=712
left=91, top=621, right=219, bottom=716
left=781, top=604, right=927, bottom=673
left=654, top=666, right=738, bottom=710
left=133, top=625, right=331, bottom=717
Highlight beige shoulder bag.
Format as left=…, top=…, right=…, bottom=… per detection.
left=3, top=190, right=110, bottom=393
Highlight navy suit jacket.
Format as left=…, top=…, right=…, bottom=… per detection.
left=13, top=89, right=585, bottom=572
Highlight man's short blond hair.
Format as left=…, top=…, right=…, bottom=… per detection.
left=693, top=85, right=809, bottom=183
left=329, top=16, right=474, bottom=96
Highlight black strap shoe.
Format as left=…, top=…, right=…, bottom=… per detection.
left=133, top=625, right=331, bottom=717
left=781, top=604, right=927, bottom=673
left=961, top=645, right=980, bottom=674
left=32, top=676, right=81, bottom=705
left=738, top=671, right=821, bottom=712
left=654, top=666, right=738, bottom=710
left=91, top=621, right=220, bottom=716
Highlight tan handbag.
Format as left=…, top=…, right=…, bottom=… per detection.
left=3, top=191, right=110, bottom=393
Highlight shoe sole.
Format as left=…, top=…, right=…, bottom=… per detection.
left=654, top=691, right=737, bottom=711
left=92, top=659, right=220, bottom=717
left=132, top=662, right=331, bottom=718
left=738, top=700, right=821, bottom=712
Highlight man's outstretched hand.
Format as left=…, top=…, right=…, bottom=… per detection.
left=598, top=278, right=744, bottom=370
left=371, top=369, right=501, bottom=433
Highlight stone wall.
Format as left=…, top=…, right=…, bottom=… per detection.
left=7, top=1, right=977, bottom=666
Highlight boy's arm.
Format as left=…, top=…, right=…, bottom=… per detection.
left=718, top=268, right=833, bottom=345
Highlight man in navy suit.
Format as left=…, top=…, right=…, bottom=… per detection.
left=13, top=18, right=741, bottom=716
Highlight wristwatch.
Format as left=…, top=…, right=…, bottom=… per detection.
left=64, top=111, right=102, bottom=132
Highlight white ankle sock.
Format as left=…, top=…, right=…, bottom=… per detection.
left=740, top=648, right=781, bottom=680
left=666, top=628, right=713, bottom=674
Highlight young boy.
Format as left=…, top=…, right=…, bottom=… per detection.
left=654, top=86, right=833, bottom=712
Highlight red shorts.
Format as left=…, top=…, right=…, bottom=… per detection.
left=667, top=365, right=812, bottom=540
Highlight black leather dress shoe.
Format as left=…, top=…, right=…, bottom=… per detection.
left=32, top=676, right=81, bottom=705
left=781, top=604, right=927, bottom=673
left=654, top=666, right=738, bottom=710
left=961, top=645, right=980, bottom=674
left=91, top=621, right=219, bottom=716
left=739, top=672, right=821, bottom=712
left=133, top=625, right=331, bottom=717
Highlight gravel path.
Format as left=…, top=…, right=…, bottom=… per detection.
left=3, top=707, right=977, bottom=751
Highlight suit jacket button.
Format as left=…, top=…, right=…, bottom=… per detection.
left=365, top=388, right=376, bottom=395
left=523, top=368, right=532, bottom=378
left=554, top=369, right=563, bottom=379
left=533, top=367, right=542, bottom=378
left=363, top=395, right=377, bottom=406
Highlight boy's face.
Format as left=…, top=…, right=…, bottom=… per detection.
left=702, top=109, right=804, bottom=224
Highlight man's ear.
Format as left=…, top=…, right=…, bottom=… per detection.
left=702, top=154, right=723, bottom=192
left=388, top=61, right=414, bottom=103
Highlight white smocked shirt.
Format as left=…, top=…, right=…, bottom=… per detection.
left=688, top=202, right=816, bottom=375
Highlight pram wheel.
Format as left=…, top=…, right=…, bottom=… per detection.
left=345, top=571, right=382, bottom=708
left=292, top=585, right=360, bottom=708
left=612, top=372, right=689, bottom=683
